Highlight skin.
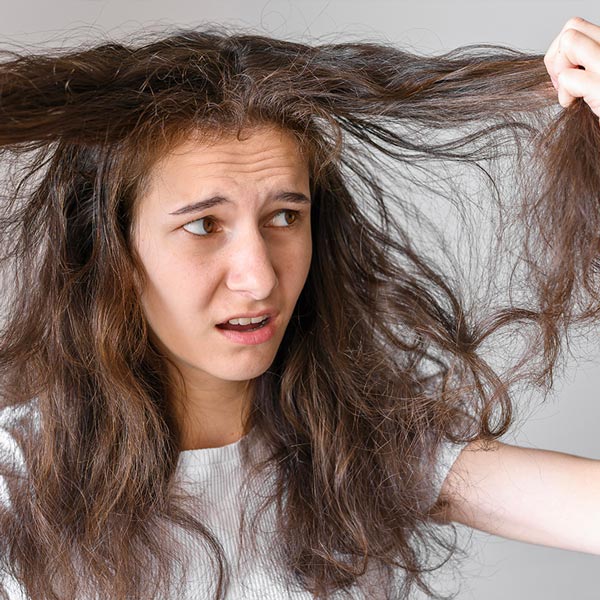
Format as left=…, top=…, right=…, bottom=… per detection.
left=544, top=16, right=600, bottom=120
left=131, top=126, right=312, bottom=450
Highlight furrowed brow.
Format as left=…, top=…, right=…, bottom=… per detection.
left=169, top=191, right=311, bottom=216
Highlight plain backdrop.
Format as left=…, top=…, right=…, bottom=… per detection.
left=2, top=1, right=600, bottom=599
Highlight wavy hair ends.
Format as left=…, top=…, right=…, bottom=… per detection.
left=0, top=24, right=597, bottom=600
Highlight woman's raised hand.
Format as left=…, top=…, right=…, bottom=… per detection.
left=544, top=17, right=600, bottom=121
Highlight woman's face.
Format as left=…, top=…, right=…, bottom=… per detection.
left=131, top=126, right=312, bottom=387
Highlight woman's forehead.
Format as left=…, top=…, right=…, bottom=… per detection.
left=147, top=127, right=309, bottom=187
left=134, top=127, right=310, bottom=217
left=164, top=125, right=305, bottom=161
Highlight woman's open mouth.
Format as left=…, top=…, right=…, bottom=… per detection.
left=214, top=315, right=276, bottom=345
left=215, top=315, right=271, bottom=332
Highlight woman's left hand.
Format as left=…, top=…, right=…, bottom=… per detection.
left=544, top=16, right=600, bottom=120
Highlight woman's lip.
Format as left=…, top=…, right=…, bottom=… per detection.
left=214, top=315, right=277, bottom=345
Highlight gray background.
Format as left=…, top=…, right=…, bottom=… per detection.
left=2, top=1, right=600, bottom=599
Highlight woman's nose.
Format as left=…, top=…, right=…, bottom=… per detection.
left=224, top=227, right=278, bottom=300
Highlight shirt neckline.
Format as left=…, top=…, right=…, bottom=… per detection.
left=176, top=426, right=258, bottom=469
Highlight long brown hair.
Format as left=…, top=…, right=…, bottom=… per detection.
left=0, top=25, right=597, bottom=600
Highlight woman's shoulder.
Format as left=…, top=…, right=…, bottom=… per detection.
left=419, top=435, right=470, bottom=514
left=0, top=400, right=38, bottom=505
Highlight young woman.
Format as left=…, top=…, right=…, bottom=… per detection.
left=0, top=15, right=598, bottom=600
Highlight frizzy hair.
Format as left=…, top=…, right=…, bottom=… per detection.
left=0, top=22, right=598, bottom=600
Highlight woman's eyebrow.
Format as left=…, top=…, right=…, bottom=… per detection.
left=168, top=191, right=311, bottom=216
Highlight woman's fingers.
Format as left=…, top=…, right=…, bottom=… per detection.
left=557, top=68, right=600, bottom=113
left=545, top=16, right=600, bottom=85
left=544, top=16, right=600, bottom=119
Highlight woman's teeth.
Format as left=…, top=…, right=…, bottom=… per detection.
left=217, top=315, right=270, bottom=332
left=227, top=316, right=269, bottom=325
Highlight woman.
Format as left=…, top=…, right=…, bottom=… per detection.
left=0, top=15, right=598, bottom=600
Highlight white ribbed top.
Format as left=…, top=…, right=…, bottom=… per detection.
left=168, top=428, right=467, bottom=599
left=0, top=415, right=467, bottom=599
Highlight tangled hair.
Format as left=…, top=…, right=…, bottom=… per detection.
left=0, top=22, right=599, bottom=600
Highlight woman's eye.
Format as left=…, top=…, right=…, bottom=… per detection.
left=182, top=217, right=218, bottom=236
left=182, top=210, right=300, bottom=237
left=270, top=209, right=300, bottom=227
